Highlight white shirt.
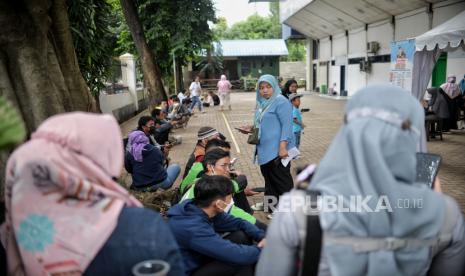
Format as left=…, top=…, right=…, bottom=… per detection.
left=189, top=82, right=202, bottom=97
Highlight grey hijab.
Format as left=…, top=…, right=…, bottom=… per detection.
left=311, top=84, right=445, bottom=275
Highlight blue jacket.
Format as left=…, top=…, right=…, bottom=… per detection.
left=167, top=200, right=265, bottom=275
left=256, top=94, right=295, bottom=165
left=124, top=144, right=167, bottom=188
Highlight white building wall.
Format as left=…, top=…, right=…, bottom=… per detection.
left=433, top=0, right=465, bottom=27
left=319, top=64, right=328, bottom=88
left=332, top=33, right=347, bottom=57
left=367, top=20, right=393, bottom=55
left=320, top=37, right=331, bottom=61
left=348, top=28, right=366, bottom=57
left=330, top=65, right=340, bottom=89
left=447, top=47, right=465, bottom=79
left=347, top=65, right=366, bottom=97
left=312, top=2, right=465, bottom=95
left=367, top=63, right=391, bottom=84
left=99, top=92, right=133, bottom=115
left=395, top=8, right=429, bottom=40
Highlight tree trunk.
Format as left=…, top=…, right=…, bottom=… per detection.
left=119, top=0, right=167, bottom=107
left=0, top=0, right=97, bottom=193
left=175, top=58, right=183, bottom=92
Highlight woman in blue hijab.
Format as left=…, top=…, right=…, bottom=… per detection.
left=238, top=75, right=295, bottom=217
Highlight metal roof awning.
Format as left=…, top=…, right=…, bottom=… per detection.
left=281, top=0, right=443, bottom=39
left=215, top=39, right=289, bottom=57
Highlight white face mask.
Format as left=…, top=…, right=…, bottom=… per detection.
left=219, top=198, right=234, bottom=213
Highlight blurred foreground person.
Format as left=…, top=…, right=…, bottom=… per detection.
left=257, top=85, right=465, bottom=276
left=1, top=112, right=184, bottom=275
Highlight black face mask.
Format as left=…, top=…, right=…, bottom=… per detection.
left=149, top=126, right=156, bottom=134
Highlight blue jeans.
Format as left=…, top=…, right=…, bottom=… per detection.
left=294, top=131, right=301, bottom=149
left=190, top=96, right=203, bottom=112
left=151, top=164, right=181, bottom=190
left=84, top=207, right=185, bottom=276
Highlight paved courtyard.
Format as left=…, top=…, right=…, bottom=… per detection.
left=121, top=92, right=465, bottom=218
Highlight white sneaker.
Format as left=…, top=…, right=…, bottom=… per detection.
left=266, top=214, right=273, bottom=220
left=251, top=202, right=264, bottom=211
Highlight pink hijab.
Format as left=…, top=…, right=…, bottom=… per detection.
left=1, top=112, right=141, bottom=275
left=217, top=74, right=232, bottom=94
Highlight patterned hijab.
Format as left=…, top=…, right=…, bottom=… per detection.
left=1, top=112, right=141, bottom=275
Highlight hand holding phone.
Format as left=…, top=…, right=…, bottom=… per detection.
left=416, top=153, right=442, bottom=189
left=235, top=126, right=253, bottom=134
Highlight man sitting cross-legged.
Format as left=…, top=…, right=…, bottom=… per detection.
left=168, top=175, right=266, bottom=276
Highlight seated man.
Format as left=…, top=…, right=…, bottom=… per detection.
left=151, top=108, right=174, bottom=145
left=125, top=130, right=180, bottom=191
left=168, top=97, right=190, bottom=128
left=180, top=149, right=266, bottom=230
left=182, top=126, right=221, bottom=179
left=132, top=116, right=162, bottom=149
left=168, top=175, right=265, bottom=276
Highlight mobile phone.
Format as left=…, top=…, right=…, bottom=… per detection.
left=416, top=153, right=441, bottom=189
left=251, top=187, right=265, bottom=193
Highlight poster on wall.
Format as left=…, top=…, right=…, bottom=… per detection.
left=389, top=39, right=415, bottom=91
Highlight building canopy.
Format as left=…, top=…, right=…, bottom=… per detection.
left=281, top=0, right=443, bottom=39
left=412, top=10, right=465, bottom=99
left=215, top=39, right=289, bottom=57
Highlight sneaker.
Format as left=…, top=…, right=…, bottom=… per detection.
left=251, top=202, right=264, bottom=211
left=266, top=214, right=273, bottom=220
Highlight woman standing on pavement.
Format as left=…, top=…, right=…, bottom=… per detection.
left=217, top=74, right=233, bottom=111
left=238, top=74, right=295, bottom=219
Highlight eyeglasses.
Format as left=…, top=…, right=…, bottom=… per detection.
left=216, top=163, right=231, bottom=169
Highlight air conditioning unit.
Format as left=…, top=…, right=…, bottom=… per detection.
left=360, top=59, right=371, bottom=72
left=367, top=41, right=380, bottom=54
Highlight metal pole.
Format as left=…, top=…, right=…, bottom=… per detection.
left=173, top=52, right=177, bottom=94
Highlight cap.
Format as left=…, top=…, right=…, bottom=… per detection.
left=198, top=126, right=219, bottom=140
left=289, top=93, right=303, bottom=102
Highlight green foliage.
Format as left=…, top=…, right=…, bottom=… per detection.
left=283, top=40, right=306, bottom=62
left=68, top=0, right=117, bottom=96
left=136, top=0, right=217, bottom=76
left=195, top=46, right=224, bottom=78
left=216, top=14, right=280, bottom=40
left=0, top=97, right=26, bottom=151
left=108, top=0, right=136, bottom=55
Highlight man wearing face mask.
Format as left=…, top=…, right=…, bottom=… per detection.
left=132, top=116, right=171, bottom=159
left=168, top=175, right=265, bottom=276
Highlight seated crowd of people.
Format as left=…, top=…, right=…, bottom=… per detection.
left=1, top=83, right=465, bottom=276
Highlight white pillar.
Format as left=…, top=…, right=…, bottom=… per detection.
left=305, top=38, right=313, bottom=91
left=119, top=53, right=138, bottom=110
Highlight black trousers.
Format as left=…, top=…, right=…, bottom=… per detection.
left=192, top=231, right=255, bottom=276
left=233, top=191, right=252, bottom=214
left=260, top=157, right=294, bottom=212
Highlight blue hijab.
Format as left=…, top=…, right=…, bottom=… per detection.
left=254, top=75, right=281, bottom=126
